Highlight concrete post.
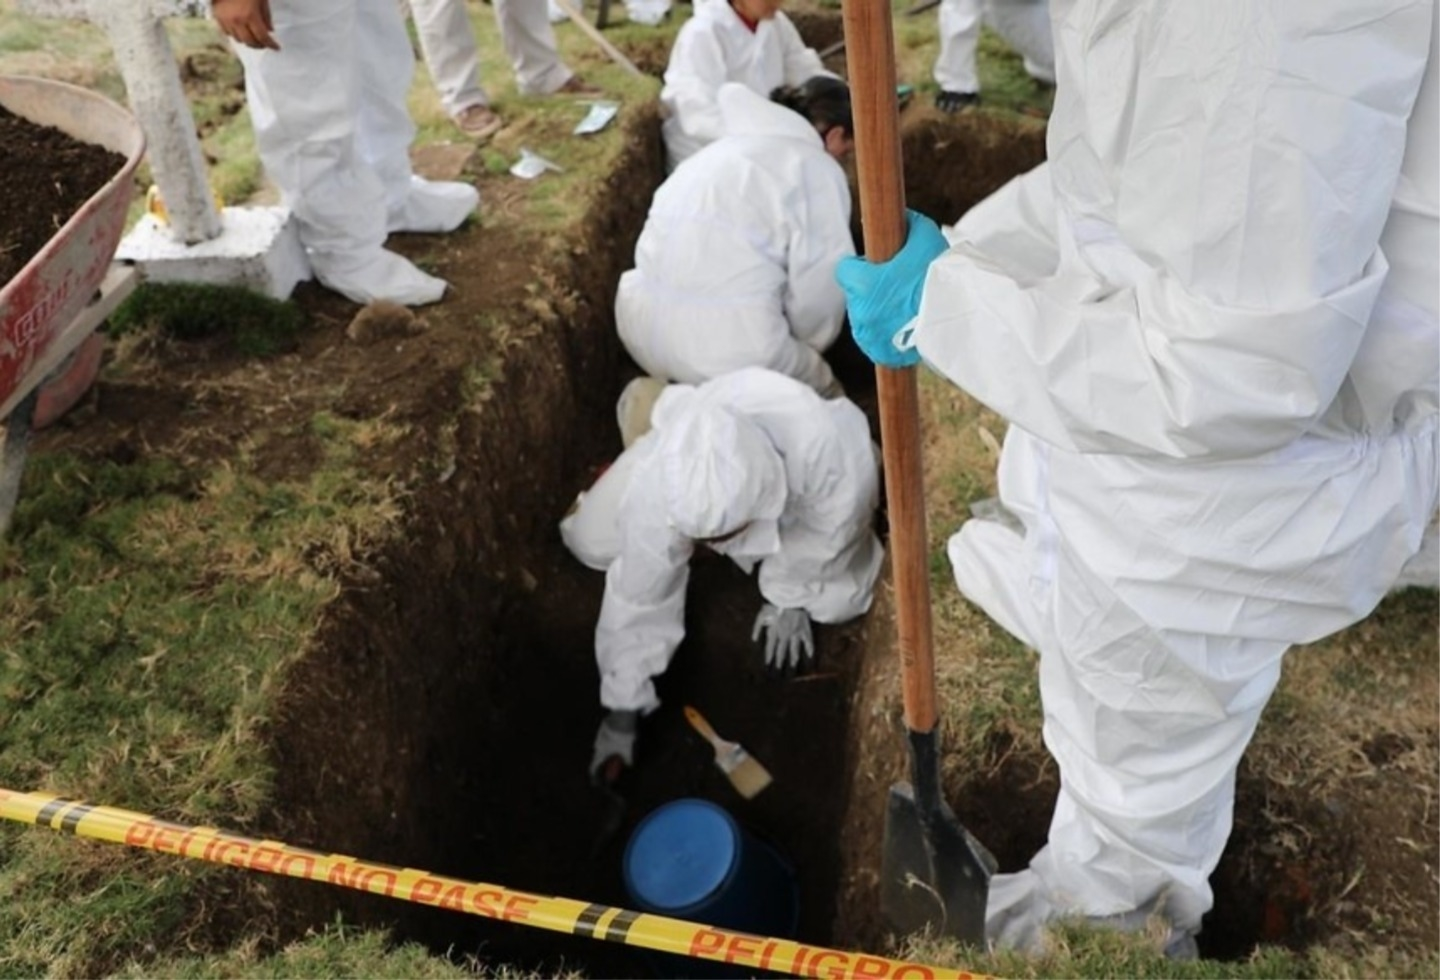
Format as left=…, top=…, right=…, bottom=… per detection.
left=15, top=0, right=310, bottom=299
left=20, top=0, right=222, bottom=245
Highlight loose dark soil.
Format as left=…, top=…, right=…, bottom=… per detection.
left=18, top=15, right=1439, bottom=977
left=0, top=106, right=126, bottom=285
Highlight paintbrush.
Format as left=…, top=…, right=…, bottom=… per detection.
left=683, top=706, right=773, bottom=799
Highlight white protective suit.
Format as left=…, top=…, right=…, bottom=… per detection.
left=563, top=368, right=884, bottom=714
left=547, top=0, right=671, bottom=27
left=412, top=0, right=579, bottom=112
left=934, top=0, right=1055, bottom=95
left=234, top=0, right=479, bottom=306
left=616, top=84, right=853, bottom=396
left=660, top=0, right=833, bottom=170
left=913, top=0, right=1439, bottom=951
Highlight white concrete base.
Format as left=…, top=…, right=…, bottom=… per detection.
left=116, top=206, right=311, bottom=300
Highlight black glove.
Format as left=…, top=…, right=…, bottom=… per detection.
left=936, top=89, right=980, bottom=113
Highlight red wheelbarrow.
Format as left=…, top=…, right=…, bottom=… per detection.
left=0, top=75, right=145, bottom=534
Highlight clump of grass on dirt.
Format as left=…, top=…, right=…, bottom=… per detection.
left=108, top=282, right=304, bottom=357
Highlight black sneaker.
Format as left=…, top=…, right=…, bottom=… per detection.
left=936, top=90, right=980, bottom=113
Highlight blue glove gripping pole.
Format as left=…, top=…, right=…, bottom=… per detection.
left=841, top=0, right=993, bottom=944
left=836, top=209, right=948, bottom=367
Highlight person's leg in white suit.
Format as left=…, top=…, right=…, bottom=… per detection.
left=934, top=0, right=982, bottom=109
left=954, top=515, right=1283, bottom=958
left=236, top=0, right=476, bottom=306
left=495, top=0, right=586, bottom=95
left=984, top=0, right=1055, bottom=85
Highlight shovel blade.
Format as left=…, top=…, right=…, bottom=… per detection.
left=881, top=781, right=995, bottom=944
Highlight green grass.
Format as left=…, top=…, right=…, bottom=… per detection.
left=109, top=283, right=304, bottom=357
left=904, top=924, right=1440, bottom=980
left=114, top=921, right=572, bottom=979
left=0, top=417, right=404, bottom=974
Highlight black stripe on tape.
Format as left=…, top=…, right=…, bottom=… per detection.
left=573, top=903, right=609, bottom=938
left=34, top=797, right=72, bottom=827
left=59, top=804, right=95, bottom=834
left=604, top=909, right=641, bottom=944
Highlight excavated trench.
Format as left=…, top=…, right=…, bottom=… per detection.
left=247, top=74, right=1399, bottom=980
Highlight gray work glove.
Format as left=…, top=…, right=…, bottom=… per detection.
left=752, top=603, right=814, bottom=675
left=589, top=709, right=639, bottom=785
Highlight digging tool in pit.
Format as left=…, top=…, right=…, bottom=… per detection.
left=840, top=0, right=996, bottom=944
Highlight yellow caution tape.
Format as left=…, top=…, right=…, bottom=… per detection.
left=0, top=788, right=992, bottom=979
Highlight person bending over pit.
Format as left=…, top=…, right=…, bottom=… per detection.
left=561, top=368, right=883, bottom=784
left=837, top=0, right=1438, bottom=957
left=614, top=78, right=855, bottom=444
left=660, top=0, right=836, bottom=171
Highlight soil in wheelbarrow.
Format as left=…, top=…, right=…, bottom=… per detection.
left=0, top=106, right=126, bottom=286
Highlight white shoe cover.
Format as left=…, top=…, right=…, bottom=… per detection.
left=388, top=176, right=479, bottom=234
left=309, top=248, right=449, bottom=307
left=616, top=376, right=668, bottom=449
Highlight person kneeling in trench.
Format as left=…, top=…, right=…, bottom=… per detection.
left=560, top=367, right=884, bottom=782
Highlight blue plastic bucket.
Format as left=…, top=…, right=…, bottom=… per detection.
left=623, top=798, right=799, bottom=977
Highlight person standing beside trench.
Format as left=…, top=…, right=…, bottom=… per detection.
left=407, top=0, right=601, bottom=142
left=211, top=0, right=479, bottom=305
left=838, top=0, right=1439, bottom=956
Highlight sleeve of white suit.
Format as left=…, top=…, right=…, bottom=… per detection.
left=783, top=159, right=855, bottom=354
left=594, top=473, right=694, bottom=713
left=776, top=16, right=831, bottom=85
left=660, top=31, right=731, bottom=154
left=914, top=3, right=1434, bottom=460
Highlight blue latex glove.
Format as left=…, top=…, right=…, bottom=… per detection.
left=835, top=209, right=949, bottom=368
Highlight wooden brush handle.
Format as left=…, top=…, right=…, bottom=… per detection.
left=683, top=705, right=721, bottom=745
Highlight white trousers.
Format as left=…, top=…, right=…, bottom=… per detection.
left=949, top=415, right=1438, bottom=951
left=236, top=0, right=415, bottom=257
left=934, top=0, right=1055, bottom=94
left=412, top=0, right=574, bottom=111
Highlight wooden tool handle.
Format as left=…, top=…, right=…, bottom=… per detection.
left=683, top=705, right=721, bottom=745
left=843, top=0, right=938, bottom=735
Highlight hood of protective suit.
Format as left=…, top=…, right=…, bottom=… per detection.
left=653, top=393, right=788, bottom=543
left=718, top=82, right=825, bottom=148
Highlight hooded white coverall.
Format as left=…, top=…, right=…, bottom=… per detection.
left=616, top=84, right=853, bottom=397
left=232, top=0, right=479, bottom=306
left=548, top=0, right=671, bottom=28
left=562, top=368, right=884, bottom=714
left=660, top=0, right=833, bottom=170
left=912, top=0, right=1439, bottom=951
left=934, top=0, right=1055, bottom=96
left=411, top=0, right=579, bottom=114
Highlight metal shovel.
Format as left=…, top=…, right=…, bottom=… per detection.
left=841, top=0, right=996, bottom=943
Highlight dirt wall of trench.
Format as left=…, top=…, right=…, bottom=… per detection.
left=254, top=107, right=665, bottom=974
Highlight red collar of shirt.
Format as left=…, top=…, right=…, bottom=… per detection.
left=732, top=5, right=759, bottom=31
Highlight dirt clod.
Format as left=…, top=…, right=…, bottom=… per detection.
left=346, top=300, right=423, bottom=345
